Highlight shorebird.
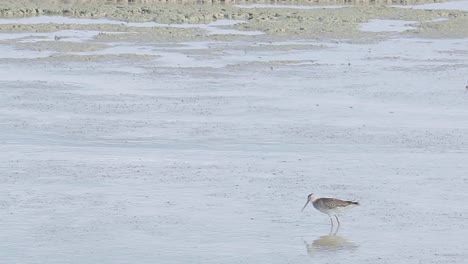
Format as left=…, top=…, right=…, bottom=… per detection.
left=301, top=193, right=359, bottom=230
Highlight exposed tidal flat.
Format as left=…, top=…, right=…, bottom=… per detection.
left=0, top=0, right=467, bottom=264
left=0, top=0, right=467, bottom=39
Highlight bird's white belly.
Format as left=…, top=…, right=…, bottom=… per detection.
left=317, top=205, right=352, bottom=216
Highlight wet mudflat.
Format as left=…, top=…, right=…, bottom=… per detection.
left=0, top=2, right=468, bottom=264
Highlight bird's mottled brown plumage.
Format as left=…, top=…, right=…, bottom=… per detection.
left=314, top=198, right=359, bottom=210
left=302, top=193, right=359, bottom=231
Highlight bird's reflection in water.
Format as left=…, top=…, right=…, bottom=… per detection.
left=304, top=233, right=358, bottom=255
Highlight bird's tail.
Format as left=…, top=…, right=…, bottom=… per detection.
left=348, top=201, right=359, bottom=205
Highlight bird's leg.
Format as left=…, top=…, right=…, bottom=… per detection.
left=329, top=217, right=334, bottom=234
left=334, top=215, right=341, bottom=234
left=335, top=215, right=341, bottom=227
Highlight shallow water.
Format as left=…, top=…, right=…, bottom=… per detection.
left=360, top=19, right=417, bottom=32
left=0, top=16, right=264, bottom=36
left=1, top=14, right=468, bottom=264
left=236, top=4, right=346, bottom=9
left=393, top=0, right=468, bottom=11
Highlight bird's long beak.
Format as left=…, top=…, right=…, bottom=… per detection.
left=301, top=199, right=310, bottom=212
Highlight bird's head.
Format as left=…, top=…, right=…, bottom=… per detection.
left=301, top=193, right=317, bottom=212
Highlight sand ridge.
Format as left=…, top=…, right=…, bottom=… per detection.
left=0, top=0, right=467, bottom=40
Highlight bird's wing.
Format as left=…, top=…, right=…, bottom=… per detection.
left=320, top=198, right=356, bottom=209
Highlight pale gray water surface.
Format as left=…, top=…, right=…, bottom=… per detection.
left=236, top=4, right=346, bottom=9
left=0, top=16, right=264, bottom=36
left=0, top=15, right=468, bottom=264
left=393, top=0, right=468, bottom=11
left=359, top=19, right=417, bottom=32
